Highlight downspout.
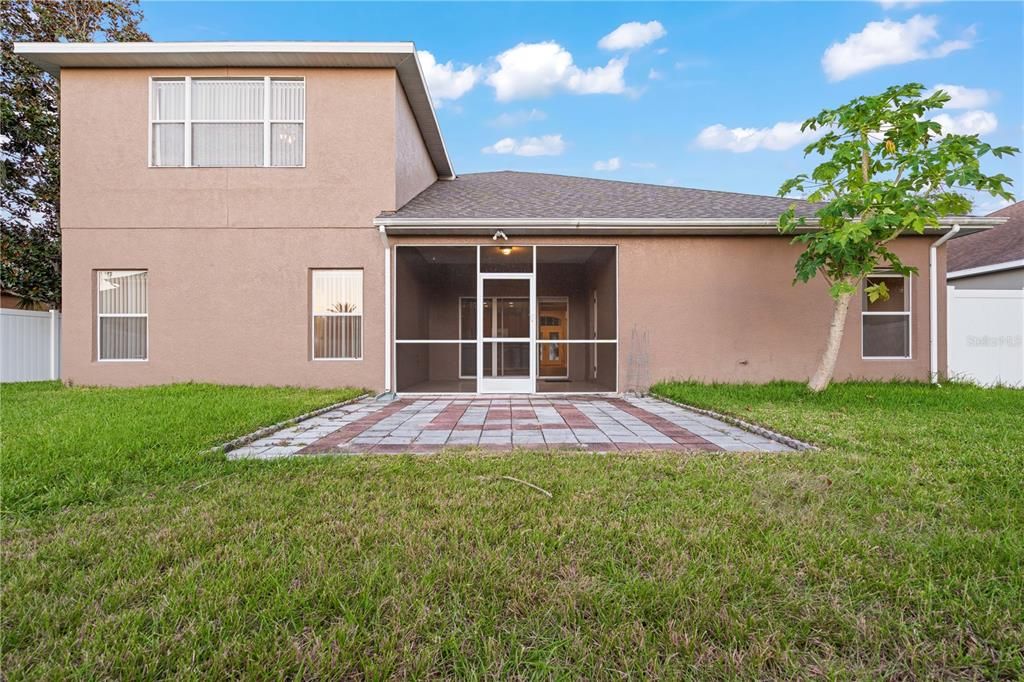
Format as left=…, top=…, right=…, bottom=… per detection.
left=930, top=224, right=960, bottom=384
left=379, top=225, right=392, bottom=395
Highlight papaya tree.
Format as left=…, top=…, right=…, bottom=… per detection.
left=778, top=83, right=1018, bottom=392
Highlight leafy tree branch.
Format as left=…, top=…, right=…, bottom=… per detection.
left=1, top=0, right=150, bottom=307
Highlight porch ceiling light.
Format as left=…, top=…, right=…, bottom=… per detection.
left=499, top=246, right=513, bottom=256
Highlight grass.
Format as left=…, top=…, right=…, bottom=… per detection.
left=1, top=382, right=366, bottom=515
left=2, top=380, right=1023, bottom=678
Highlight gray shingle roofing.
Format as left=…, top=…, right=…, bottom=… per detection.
left=947, top=202, right=1024, bottom=272
left=380, top=171, right=819, bottom=221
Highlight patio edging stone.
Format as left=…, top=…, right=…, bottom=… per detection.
left=647, top=393, right=819, bottom=452
left=212, top=392, right=372, bottom=455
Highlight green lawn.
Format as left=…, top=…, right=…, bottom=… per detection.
left=2, top=380, right=1022, bottom=678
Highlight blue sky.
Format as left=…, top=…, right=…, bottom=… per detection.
left=141, top=1, right=1023, bottom=213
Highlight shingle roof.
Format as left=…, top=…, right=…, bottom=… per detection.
left=380, top=171, right=820, bottom=221
left=947, top=201, right=1024, bottom=272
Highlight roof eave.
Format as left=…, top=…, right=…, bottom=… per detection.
left=947, top=258, right=1024, bottom=280
left=373, top=216, right=1003, bottom=235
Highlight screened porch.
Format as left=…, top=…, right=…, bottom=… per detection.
left=394, top=245, right=617, bottom=394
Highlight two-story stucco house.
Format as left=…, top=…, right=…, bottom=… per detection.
left=15, top=41, right=1002, bottom=395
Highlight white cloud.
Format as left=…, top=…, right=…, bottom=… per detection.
left=481, top=134, right=566, bottom=156
left=648, top=68, right=664, bottom=80
left=875, top=0, right=940, bottom=9
left=933, top=110, right=998, bottom=136
left=487, top=42, right=628, bottom=101
left=927, top=83, right=991, bottom=109
left=821, top=15, right=974, bottom=81
left=598, top=20, right=667, bottom=51
left=417, top=50, right=481, bottom=106
left=694, top=121, right=820, bottom=153
left=489, top=108, right=548, bottom=127
left=932, top=30, right=974, bottom=57
left=593, top=157, right=621, bottom=171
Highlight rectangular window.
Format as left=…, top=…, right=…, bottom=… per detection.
left=862, top=274, right=911, bottom=359
left=150, top=77, right=304, bottom=167
left=97, top=270, right=148, bottom=361
left=312, top=270, right=362, bottom=360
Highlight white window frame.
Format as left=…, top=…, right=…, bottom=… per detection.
left=861, top=273, right=912, bottom=360
left=311, top=269, right=363, bottom=361
left=96, top=270, right=149, bottom=363
left=148, top=76, right=305, bottom=168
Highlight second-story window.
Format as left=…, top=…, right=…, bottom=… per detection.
left=151, top=77, right=304, bottom=168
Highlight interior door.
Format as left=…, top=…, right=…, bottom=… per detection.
left=478, top=274, right=534, bottom=393
left=538, top=299, right=568, bottom=378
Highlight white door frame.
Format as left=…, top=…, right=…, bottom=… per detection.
left=477, top=271, right=536, bottom=393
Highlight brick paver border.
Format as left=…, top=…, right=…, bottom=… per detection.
left=226, top=394, right=796, bottom=460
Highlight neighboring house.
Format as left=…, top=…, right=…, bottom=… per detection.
left=946, top=202, right=1024, bottom=386
left=14, top=42, right=1004, bottom=394
left=1, top=291, right=48, bottom=311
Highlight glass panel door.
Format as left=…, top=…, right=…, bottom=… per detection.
left=478, top=274, right=535, bottom=393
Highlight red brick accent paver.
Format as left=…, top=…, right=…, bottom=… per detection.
left=608, top=398, right=721, bottom=451
left=292, top=396, right=734, bottom=457
left=297, top=402, right=409, bottom=454
left=554, top=404, right=597, bottom=429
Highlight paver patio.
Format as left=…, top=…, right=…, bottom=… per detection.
left=226, top=395, right=794, bottom=459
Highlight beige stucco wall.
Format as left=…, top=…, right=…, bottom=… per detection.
left=618, top=235, right=938, bottom=385
left=60, top=67, right=403, bottom=229
left=59, top=66, right=436, bottom=389
left=394, top=80, right=437, bottom=208
left=62, top=228, right=386, bottom=388
left=56, top=67, right=948, bottom=390
left=388, top=235, right=945, bottom=390
left=62, top=228, right=946, bottom=390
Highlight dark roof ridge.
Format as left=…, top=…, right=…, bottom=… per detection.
left=458, top=170, right=810, bottom=206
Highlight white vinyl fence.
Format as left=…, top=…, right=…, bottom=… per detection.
left=0, top=309, right=61, bottom=383
left=946, top=287, right=1024, bottom=387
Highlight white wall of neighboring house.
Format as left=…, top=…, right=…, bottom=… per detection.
left=946, top=266, right=1024, bottom=387
left=0, top=309, right=62, bottom=383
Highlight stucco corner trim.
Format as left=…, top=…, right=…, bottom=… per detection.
left=212, top=391, right=371, bottom=456
left=647, top=392, right=820, bottom=451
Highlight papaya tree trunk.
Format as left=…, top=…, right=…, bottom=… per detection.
left=808, top=287, right=855, bottom=392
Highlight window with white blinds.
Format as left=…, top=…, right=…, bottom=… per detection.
left=97, top=270, right=148, bottom=361
left=312, top=270, right=363, bottom=360
left=150, top=77, right=305, bottom=167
